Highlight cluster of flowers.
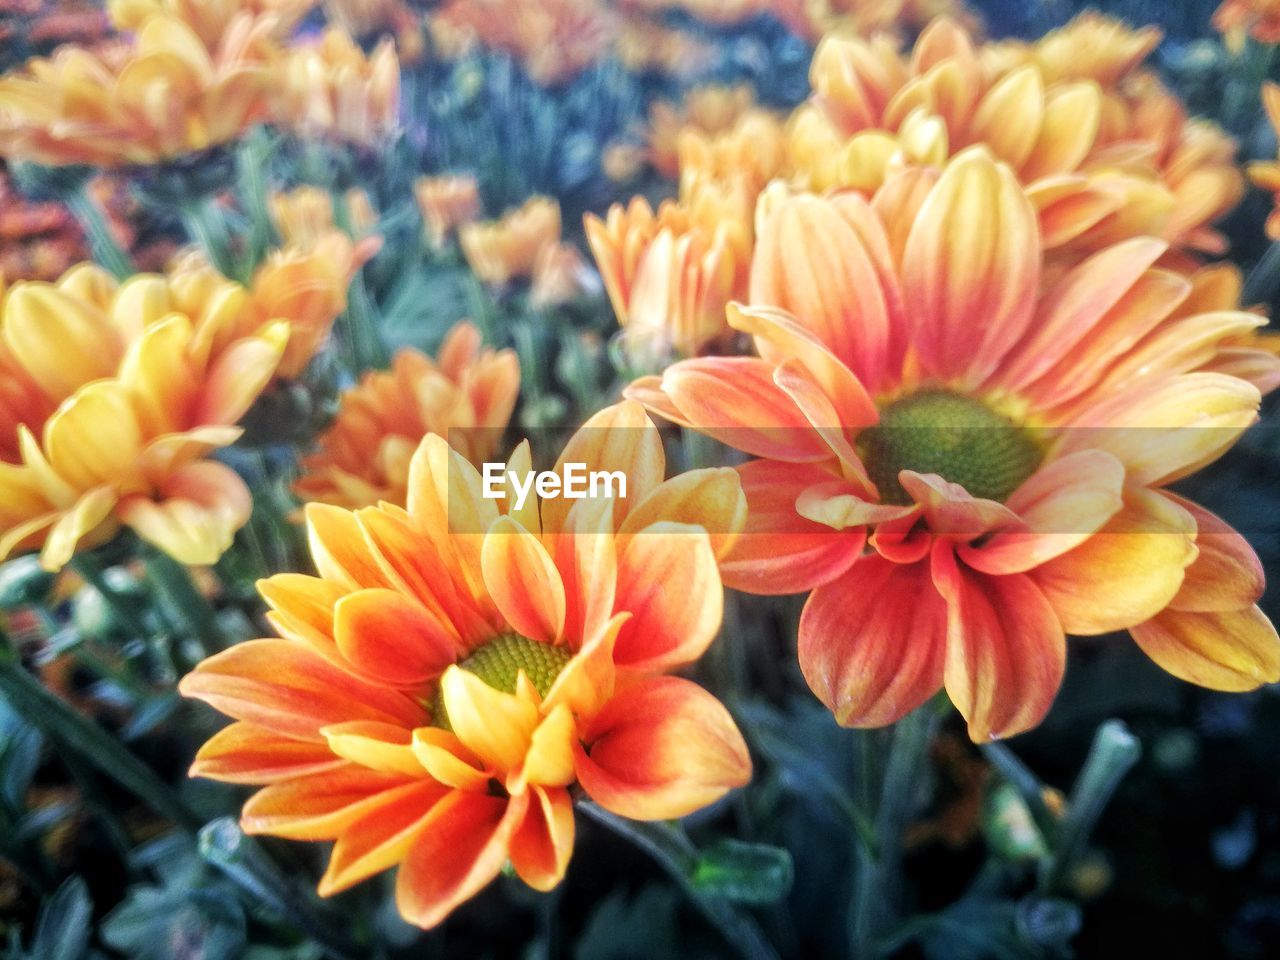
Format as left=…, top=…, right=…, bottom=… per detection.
left=1, top=0, right=1280, bottom=937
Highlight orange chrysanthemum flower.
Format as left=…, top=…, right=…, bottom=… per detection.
left=1250, top=83, right=1280, bottom=240
left=786, top=15, right=1241, bottom=267
left=628, top=148, right=1280, bottom=741
left=586, top=175, right=753, bottom=358
left=107, top=0, right=315, bottom=48
left=0, top=261, right=287, bottom=570
left=459, top=196, right=561, bottom=286
left=180, top=401, right=752, bottom=928
left=274, top=28, right=400, bottom=148
left=1214, top=0, right=1280, bottom=49
left=648, top=85, right=758, bottom=179
left=413, top=174, right=481, bottom=249
left=429, top=0, right=615, bottom=86
left=294, top=323, right=519, bottom=509
left=269, top=185, right=377, bottom=248
left=0, top=13, right=272, bottom=168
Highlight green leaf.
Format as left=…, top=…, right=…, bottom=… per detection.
left=688, top=839, right=794, bottom=906
left=30, top=876, right=93, bottom=960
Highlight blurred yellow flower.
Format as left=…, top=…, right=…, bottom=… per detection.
left=0, top=13, right=273, bottom=168
left=294, top=322, right=519, bottom=509
left=274, top=28, right=400, bottom=148
left=269, top=185, right=378, bottom=247
left=413, top=174, right=482, bottom=248
left=107, top=0, right=315, bottom=48
left=0, top=262, right=287, bottom=570
left=460, top=196, right=561, bottom=286
left=649, top=85, right=757, bottom=179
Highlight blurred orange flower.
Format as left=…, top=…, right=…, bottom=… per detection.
left=0, top=13, right=273, bottom=167
left=274, top=28, right=400, bottom=148
left=790, top=15, right=1241, bottom=267
left=107, top=0, right=315, bottom=47
left=1213, top=0, right=1280, bottom=49
left=648, top=85, right=758, bottom=179
left=586, top=175, right=753, bottom=358
left=1250, top=82, right=1280, bottom=240
left=0, top=261, right=287, bottom=570
left=429, top=0, right=615, bottom=85
left=460, top=196, right=561, bottom=286
left=413, top=174, right=481, bottom=249
left=270, top=185, right=378, bottom=247
left=294, top=322, right=519, bottom=509
left=181, top=401, right=750, bottom=928
left=629, top=149, right=1280, bottom=741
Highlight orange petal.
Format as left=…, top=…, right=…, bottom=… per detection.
left=932, top=544, right=1065, bottom=741
left=190, top=721, right=345, bottom=784
left=410, top=727, right=490, bottom=790
left=612, top=522, right=723, bottom=672
left=43, top=379, right=142, bottom=491
left=720, top=459, right=862, bottom=595
left=550, top=496, right=617, bottom=649
left=395, top=790, right=529, bottom=929
left=179, top=639, right=425, bottom=742
left=901, top=148, right=1039, bottom=385
left=333, top=588, right=457, bottom=686
left=618, top=466, right=747, bottom=560
left=257, top=573, right=345, bottom=659
left=39, top=485, right=117, bottom=571
left=799, top=555, right=947, bottom=727
left=575, top=676, right=750, bottom=821
left=481, top=516, right=566, bottom=643
left=1131, top=606, right=1280, bottom=692
left=659, top=357, right=833, bottom=462
left=117, top=461, right=251, bottom=566
left=439, top=665, right=539, bottom=773
left=1165, top=496, right=1264, bottom=613
left=195, top=321, right=287, bottom=425
left=1032, top=487, right=1197, bottom=634
left=899, top=471, right=1023, bottom=539
left=509, top=785, right=574, bottom=892
left=241, top=765, right=420, bottom=840
left=543, top=612, right=622, bottom=719
left=305, top=502, right=395, bottom=591
left=319, top=778, right=451, bottom=896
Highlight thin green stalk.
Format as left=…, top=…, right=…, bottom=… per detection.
left=181, top=198, right=239, bottom=280
left=342, top=270, right=389, bottom=372
left=144, top=551, right=223, bottom=657
left=237, top=131, right=277, bottom=271
left=65, top=187, right=134, bottom=280
left=0, top=639, right=200, bottom=831
left=851, top=706, right=940, bottom=958
left=579, top=802, right=780, bottom=960
left=980, top=740, right=1060, bottom=845
left=1243, top=241, right=1280, bottom=306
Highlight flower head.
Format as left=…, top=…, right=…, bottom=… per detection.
left=0, top=13, right=273, bottom=168
left=181, top=401, right=751, bottom=928
left=648, top=85, right=757, bottom=179
left=789, top=15, right=1241, bottom=266
left=459, top=196, right=561, bottom=286
left=107, top=0, right=315, bottom=49
left=294, top=323, right=519, bottom=509
left=586, top=175, right=753, bottom=359
left=0, top=260, right=288, bottom=569
left=413, top=174, right=481, bottom=249
left=270, top=185, right=378, bottom=248
left=274, top=28, right=400, bottom=148
left=628, top=148, right=1280, bottom=741
left=1213, top=0, right=1280, bottom=50
left=1250, top=82, right=1280, bottom=241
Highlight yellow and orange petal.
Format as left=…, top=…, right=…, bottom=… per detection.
left=0, top=13, right=274, bottom=168
left=273, top=27, right=401, bottom=148
left=294, top=322, right=520, bottom=509
left=629, top=148, right=1280, bottom=742
left=414, top=174, right=482, bottom=249
left=107, top=0, right=315, bottom=48
left=460, top=196, right=561, bottom=286
left=1213, top=0, right=1280, bottom=51
left=181, top=401, right=750, bottom=928
left=0, top=260, right=289, bottom=570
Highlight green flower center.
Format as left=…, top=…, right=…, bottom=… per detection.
left=431, top=633, right=572, bottom=730
left=858, top=390, right=1042, bottom=505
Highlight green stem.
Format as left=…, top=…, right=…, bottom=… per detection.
left=1041, top=720, right=1140, bottom=894
left=0, top=638, right=200, bottom=832
left=199, top=818, right=362, bottom=960
left=144, top=551, right=223, bottom=657
left=851, top=705, right=940, bottom=958
left=579, top=803, right=780, bottom=960
left=181, top=199, right=239, bottom=281
left=342, top=270, right=389, bottom=372
left=237, top=130, right=277, bottom=272
left=980, top=740, right=1060, bottom=846
left=65, top=186, right=134, bottom=280
left=1243, top=241, right=1280, bottom=306
left=69, top=554, right=150, bottom=644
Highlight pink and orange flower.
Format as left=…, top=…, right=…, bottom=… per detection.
left=180, top=401, right=751, bottom=927
left=629, top=148, right=1280, bottom=741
